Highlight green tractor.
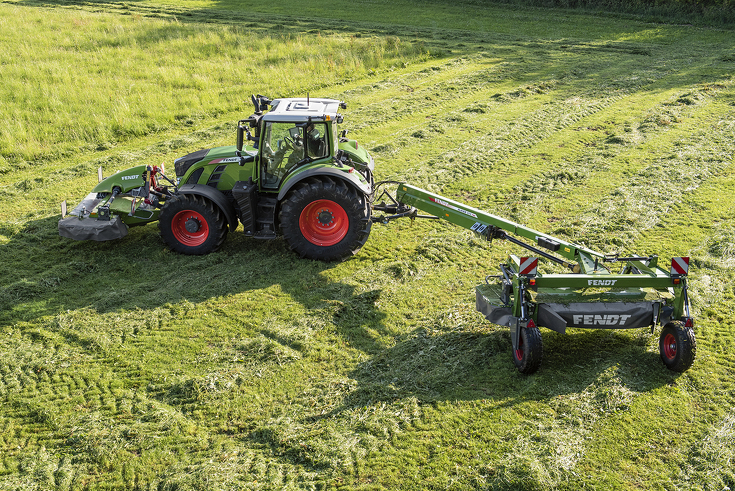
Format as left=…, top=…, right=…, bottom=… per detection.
left=59, top=95, right=374, bottom=261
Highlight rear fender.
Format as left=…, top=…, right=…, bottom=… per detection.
left=277, top=168, right=371, bottom=201
left=177, top=184, right=238, bottom=232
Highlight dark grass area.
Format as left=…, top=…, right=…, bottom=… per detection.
left=444, top=0, right=735, bottom=26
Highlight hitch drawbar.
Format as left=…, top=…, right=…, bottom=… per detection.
left=385, top=183, right=696, bottom=375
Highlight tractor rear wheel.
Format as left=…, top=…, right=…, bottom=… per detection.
left=159, top=194, right=227, bottom=255
left=659, top=321, right=696, bottom=372
left=279, top=178, right=371, bottom=261
left=512, top=326, right=543, bottom=374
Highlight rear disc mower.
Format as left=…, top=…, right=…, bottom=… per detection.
left=373, top=183, right=696, bottom=374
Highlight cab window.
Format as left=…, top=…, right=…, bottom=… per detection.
left=304, top=123, right=328, bottom=159
left=261, top=122, right=328, bottom=188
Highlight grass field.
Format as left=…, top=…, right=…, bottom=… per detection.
left=1, top=0, right=735, bottom=489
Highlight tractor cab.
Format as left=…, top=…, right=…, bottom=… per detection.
left=259, top=119, right=330, bottom=188
left=238, top=96, right=345, bottom=191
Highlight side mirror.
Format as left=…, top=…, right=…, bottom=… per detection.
left=237, top=122, right=245, bottom=152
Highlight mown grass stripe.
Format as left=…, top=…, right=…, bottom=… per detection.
left=550, top=94, right=734, bottom=250
left=367, top=73, right=689, bottom=192
left=443, top=80, right=732, bottom=245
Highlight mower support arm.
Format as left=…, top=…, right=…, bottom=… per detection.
left=395, top=183, right=604, bottom=264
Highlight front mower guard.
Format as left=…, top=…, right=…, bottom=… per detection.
left=58, top=214, right=129, bottom=241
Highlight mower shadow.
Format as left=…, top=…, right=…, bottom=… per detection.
left=1, top=216, right=679, bottom=392
left=313, top=324, right=675, bottom=421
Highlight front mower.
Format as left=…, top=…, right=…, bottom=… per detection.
left=58, top=165, right=172, bottom=242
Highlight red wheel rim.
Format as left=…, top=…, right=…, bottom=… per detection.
left=515, top=335, right=524, bottom=361
left=663, top=333, right=677, bottom=360
left=171, top=210, right=210, bottom=246
left=299, top=199, right=349, bottom=246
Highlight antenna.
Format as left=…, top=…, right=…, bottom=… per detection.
left=307, top=92, right=310, bottom=106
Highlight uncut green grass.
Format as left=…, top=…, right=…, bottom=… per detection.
left=1, top=0, right=735, bottom=489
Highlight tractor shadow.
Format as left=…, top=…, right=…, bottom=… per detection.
left=0, top=215, right=394, bottom=353
left=1, top=215, right=680, bottom=391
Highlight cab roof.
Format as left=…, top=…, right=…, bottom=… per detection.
left=262, top=98, right=344, bottom=123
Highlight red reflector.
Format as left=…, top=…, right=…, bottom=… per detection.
left=671, top=257, right=690, bottom=275
left=520, top=257, right=538, bottom=276
left=529, top=279, right=536, bottom=286
left=685, top=318, right=694, bottom=328
left=673, top=278, right=681, bottom=285
left=527, top=319, right=536, bottom=328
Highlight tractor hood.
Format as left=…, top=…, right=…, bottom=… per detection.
left=339, top=139, right=373, bottom=170
left=174, top=148, right=211, bottom=177
left=174, top=145, right=257, bottom=178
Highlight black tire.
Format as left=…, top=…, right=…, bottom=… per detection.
left=512, top=326, right=543, bottom=374
left=159, top=194, right=227, bottom=255
left=659, top=321, right=696, bottom=372
left=279, top=177, right=371, bottom=261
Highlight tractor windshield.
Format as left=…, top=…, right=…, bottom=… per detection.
left=261, top=122, right=329, bottom=188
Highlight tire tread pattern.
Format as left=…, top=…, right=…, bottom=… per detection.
left=279, top=177, right=371, bottom=261
left=159, top=194, right=227, bottom=255
left=513, top=326, right=543, bottom=374
left=659, top=321, right=696, bottom=372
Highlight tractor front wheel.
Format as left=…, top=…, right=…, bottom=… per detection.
left=512, top=326, right=543, bottom=374
left=659, top=321, right=696, bottom=372
left=279, top=178, right=371, bottom=261
left=159, top=194, right=227, bottom=254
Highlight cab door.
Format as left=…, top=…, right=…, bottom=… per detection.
left=260, top=122, right=306, bottom=190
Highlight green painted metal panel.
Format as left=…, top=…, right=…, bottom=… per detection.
left=396, top=183, right=604, bottom=262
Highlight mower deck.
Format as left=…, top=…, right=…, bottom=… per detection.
left=378, top=182, right=696, bottom=374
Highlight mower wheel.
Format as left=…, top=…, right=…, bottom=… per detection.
left=659, top=321, right=696, bottom=372
left=512, top=326, right=543, bottom=374
left=279, top=177, right=371, bottom=261
left=159, top=194, right=227, bottom=254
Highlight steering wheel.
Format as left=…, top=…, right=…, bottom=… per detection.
left=282, top=136, right=294, bottom=149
